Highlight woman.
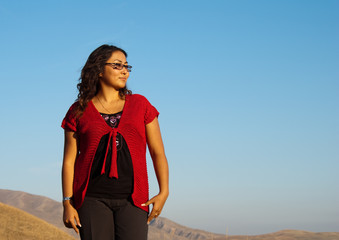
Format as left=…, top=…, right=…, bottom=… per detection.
left=61, top=44, right=169, bottom=240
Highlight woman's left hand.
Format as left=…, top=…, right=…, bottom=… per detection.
left=144, top=117, right=169, bottom=224
left=142, top=192, right=168, bottom=224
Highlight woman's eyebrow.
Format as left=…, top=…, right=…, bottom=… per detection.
left=112, top=59, right=128, bottom=64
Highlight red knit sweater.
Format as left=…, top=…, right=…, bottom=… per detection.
left=61, top=94, right=159, bottom=212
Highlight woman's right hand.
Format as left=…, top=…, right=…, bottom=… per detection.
left=63, top=202, right=81, bottom=234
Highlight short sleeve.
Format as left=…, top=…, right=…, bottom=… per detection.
left=61, top=102, right=78, bottom=132
left=144, top=98, right=159, bottom=125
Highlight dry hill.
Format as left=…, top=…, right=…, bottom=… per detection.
left=1, top=189, right=338, bottom=240
left=0, top=202, right=74, bottom=240
left=0, top=189, right=77, bottom=238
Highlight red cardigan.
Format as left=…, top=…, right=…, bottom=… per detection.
left=61, top=94, right=159, bottom=212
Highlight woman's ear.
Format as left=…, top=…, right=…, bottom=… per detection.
left=99, top=72, right=103, bottom=77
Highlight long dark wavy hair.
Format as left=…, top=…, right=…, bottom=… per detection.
left=76, top=44, right=132, bottom=115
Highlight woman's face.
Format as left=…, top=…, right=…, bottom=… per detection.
left=99, top=51, right=130, bottom=91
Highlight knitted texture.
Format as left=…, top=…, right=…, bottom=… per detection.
left=61, top=94, right=159, bottom=212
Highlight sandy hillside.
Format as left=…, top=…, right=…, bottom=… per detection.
left=0, top=202, right=75, bottom=240
left=0, top=189, right=78, bottom=238
left=1, top=189, right=338, bottom=240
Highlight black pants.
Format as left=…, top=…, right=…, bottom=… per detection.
left=78, top=197, right=148, bottom=240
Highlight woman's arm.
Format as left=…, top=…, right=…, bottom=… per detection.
left=142, top=117, right=169, bottom=224
left=62, top=130, right=81, bottom=234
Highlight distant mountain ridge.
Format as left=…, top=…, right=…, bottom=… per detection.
left=0, top=189, right=338, bottom=240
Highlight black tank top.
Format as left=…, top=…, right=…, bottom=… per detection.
left=86, top=111, right=134, bottom=199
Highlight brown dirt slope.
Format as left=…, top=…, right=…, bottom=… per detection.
left=1, top=189, right=338, bottom=240
left=0, top=189, right=78, bottom=238
left=0, top=202, right=75, bottom=240
left=0, top=189, right=64, bottom=228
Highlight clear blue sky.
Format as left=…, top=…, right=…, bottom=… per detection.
left=0, top=0, right=338, bottom=235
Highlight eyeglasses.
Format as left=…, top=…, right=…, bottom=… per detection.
left=105, top=63, right=132, bottom=72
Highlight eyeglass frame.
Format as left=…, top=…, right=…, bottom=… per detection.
left=105, top=62, right=132, bottom=72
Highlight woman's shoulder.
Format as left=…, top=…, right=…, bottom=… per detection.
left=66, top=101, right=80, bottom=112
left=128, top=93, right=147, bottom=100
left=127, top=94, right=151, bottom=104
left=63, top=101, right=81, bottom=119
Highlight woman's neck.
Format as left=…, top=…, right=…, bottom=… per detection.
left=94, top=89, right=125, bottom=114
left=96, top=88, right=122, bottom=103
